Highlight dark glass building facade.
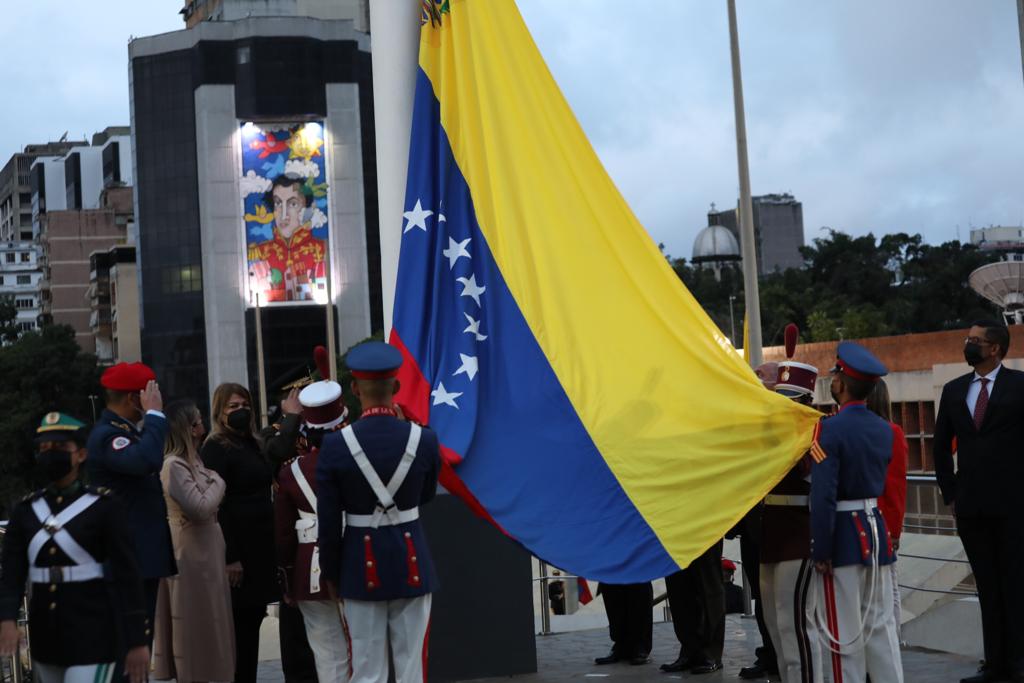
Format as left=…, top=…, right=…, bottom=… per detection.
left=130, top=19, right=380, bottom=408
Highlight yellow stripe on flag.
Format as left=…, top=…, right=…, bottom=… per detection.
left=418, top=1, right=820, bottom=569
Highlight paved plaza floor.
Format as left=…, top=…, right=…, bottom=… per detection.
left=257, top=614, right=980, bottom=682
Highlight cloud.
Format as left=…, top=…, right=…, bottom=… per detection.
left=518, top=0, right=1024, bottom=258
left=308, top=207, right=328, bottom=229
left=284, top=159, right=320, bottom=179
left=240, top=170, right=272, bottom=197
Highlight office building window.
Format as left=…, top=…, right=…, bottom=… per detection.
left=15, top=299, right=33, bottom=309
left=5, top=253, right=13, bottom=263
left=17, top=275, right=30, bottom=285
left=20, top=252, right=30, bottom=263
left=18, top=322, right=33, bottom=332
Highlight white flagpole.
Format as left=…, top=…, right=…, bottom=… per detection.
left=727, top=0, right=764, bottom=368
left=370, top=0, right=422, bottom=339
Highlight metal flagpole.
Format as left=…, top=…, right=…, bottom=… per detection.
left=727, top=0, right=764, bottom=368
left=323, top=243, right=338, bottom=380
left=254, top=288, right=269, bottom=428
left=1017, top=0, right=1024, bottom=86
left=369, top=0, right=422, bottom=339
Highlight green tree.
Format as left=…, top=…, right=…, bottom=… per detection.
left=0, top=325, right=100, bottom=512
left=0, top=295, right=19, bottom=344
left=667, top=229, right=1003, bottom=346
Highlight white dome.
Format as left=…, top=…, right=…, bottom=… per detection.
left=692, top=225, right=740, bottom=261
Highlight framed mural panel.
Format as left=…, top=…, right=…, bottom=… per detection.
left=240, top=121, right=329, bottom=305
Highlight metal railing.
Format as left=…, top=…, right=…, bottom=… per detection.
left=533, top=474, right=978, bottom=634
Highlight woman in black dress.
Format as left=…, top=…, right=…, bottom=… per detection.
left=200, top=383, right=278, bottom=682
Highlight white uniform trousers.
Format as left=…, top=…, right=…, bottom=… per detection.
left=760, top=559, right=824, bottom=683
left=344, top=594, right=431, bottom=683
left=889, top=562, right=902, bottom=640
left=298, top=600, right=352, bottom=683
left=33, top=661, right=115, bottom=683
left=816, top=564, right=903, bottom=683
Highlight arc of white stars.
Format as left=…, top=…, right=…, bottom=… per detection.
left=453, top=353, right=479, bottom=381
left=456, top=274, right=486, bottom=307
left=403, top=199, right=433, bottom=233
left=442, top=237, right=471, bottom=270
left=431, top=381, right=463, bottom=409
left=463, top=312, right=487, bottom=341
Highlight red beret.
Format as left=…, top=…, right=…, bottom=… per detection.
left=101, top=362, right=156, bottom=391
left=721, top=558, right=737, bottom=572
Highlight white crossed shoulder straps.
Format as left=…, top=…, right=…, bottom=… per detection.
left=27, top=494, right=105, bottom=583
left=341, top=422, right=422, bottom=528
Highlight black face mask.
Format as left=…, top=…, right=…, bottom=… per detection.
left=964, top=342, right=986, bottom=367
left=227, top=409, right=252, bottom=433
left=37, top=449, right=74, bottom=482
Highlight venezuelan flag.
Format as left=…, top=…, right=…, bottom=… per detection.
left=390, top=0, right=820, bottom=582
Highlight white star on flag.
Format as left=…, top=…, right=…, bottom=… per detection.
left=431, top=381, right=463, bottom=408
left=403, top=199, right=433, bottom=233
left=463, top=312, right=488, bottom=341
left=456, top=274, right=486, bottom=307
left=453, top=353, right=479, bottom=381
left=443, top=237, right=471, bottom=270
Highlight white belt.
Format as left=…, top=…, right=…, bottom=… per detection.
left=764, top=494, right=808, bottom=506
left=295, top=511, right=318, bottom=543
left=29, top=562, right=105, bottom=584
left=346, top=507, right=419, bottom=528
left=835, top=498, right=878, bottom=512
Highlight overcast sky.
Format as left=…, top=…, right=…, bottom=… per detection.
left=2, top=1, right=1022, bottom=259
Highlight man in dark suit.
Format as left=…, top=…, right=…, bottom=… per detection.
left=935, top=320, right=1024, bottom=683
left=85, top=363, right=174, bottom=653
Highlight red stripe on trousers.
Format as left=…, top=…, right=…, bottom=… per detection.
left=824, top=573, right=843, bottom=683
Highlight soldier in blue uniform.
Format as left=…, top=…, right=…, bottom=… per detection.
left=810, top=341, right=902, bottom=682
left=85, top=362, right=175, bottom=659
left=0, top=412, right=150, bottom=683
left=317, top=341, right=441, bottom=683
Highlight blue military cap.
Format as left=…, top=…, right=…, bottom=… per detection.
left=347, top=341, right=403, bottom=379
left=833, top=341, right=888, bottom=381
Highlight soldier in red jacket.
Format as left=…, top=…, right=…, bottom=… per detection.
left=757, top=325, right=825, bottom=683
left=867, top=378, right=908, bottom=634
left=275, top=370, right=351, bottom=683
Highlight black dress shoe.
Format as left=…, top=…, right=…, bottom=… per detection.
left=594, top=650, right=622, bottom=665
left=690, top=660, right=723, bottom=675
left=739, top=663, right=766, bottom=679
left=629, top=653, right=651, bottom=666
left=660, top=656, right=696, bottom=673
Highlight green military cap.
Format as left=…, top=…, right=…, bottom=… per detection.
left=35, top=411, right=87, bottom=443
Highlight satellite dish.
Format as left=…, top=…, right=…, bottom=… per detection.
left=969, top=260, right=1024, bottom=325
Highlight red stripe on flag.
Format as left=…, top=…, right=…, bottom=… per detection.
left=390, top=329, right=433, bottom=428
left=389, top=328, right=510, bottom=535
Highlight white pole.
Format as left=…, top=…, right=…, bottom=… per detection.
left=370, top=0, right=422, bottom=338
left=727, top=0, right=763, bottom=368
left=1017, top=0, right=1024, bottom=86
left=254, top=290, right=269, bottom=428
left=324, top=241, right=339, bottom=380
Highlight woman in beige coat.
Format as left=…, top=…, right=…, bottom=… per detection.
left=153, top=400, right=236, bottom=682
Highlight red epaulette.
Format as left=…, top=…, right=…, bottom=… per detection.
left=810, top=420, right=828, bottom=464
